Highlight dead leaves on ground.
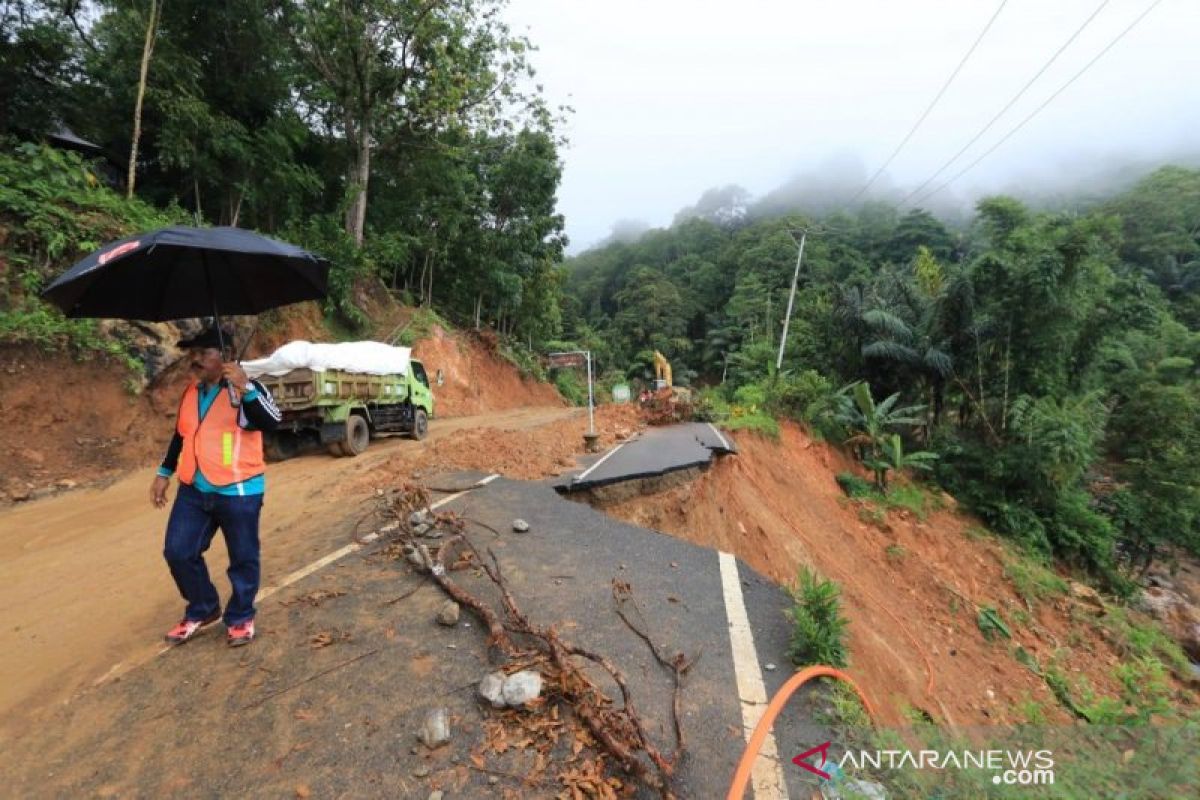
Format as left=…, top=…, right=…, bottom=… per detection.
left=309, top=629, right=352, bottom=649
left=473, top=682, right=630, bottom=798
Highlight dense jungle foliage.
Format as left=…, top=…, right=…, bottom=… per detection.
left=564, top=169, right=1200, bottom=587
left=2, top=0, right=567, bottom=341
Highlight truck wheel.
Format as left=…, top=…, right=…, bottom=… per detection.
left=410, top=408, right=428, bottom=440
left=344, top=414, right=370, bottom=456
left=264, top=432, right=298, bottom=462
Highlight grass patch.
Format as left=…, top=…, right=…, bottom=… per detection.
left=0, top=303, right=142, bottom=377
left=882, top=483, right=929, bottom=518
left=787, top=567, right=849, bottom=667
left=390, top=306, right=449, bottom=347
left=836, top=471, right=873, bottom=498
left=885, top=543, right=906, bottom=563
left=857, top=504, right=888, bottom=529
left=964, top=525, right=990, bottom=541
left=552, top=368, right=588, bottom=405
left=836, top=473, right=935, bottom=520
left=1097, top=605, right=1192, bottom=674
left=724, top=411, right=780, bottom=439
left=1003, top=552, right=1069, bottom=609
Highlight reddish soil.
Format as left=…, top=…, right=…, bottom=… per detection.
left=359, top=402, right=646, bottom=488
left=0, top=346, right=171, bottom=502
left=412, top=324, right=564, bottom=417
left=0, top=315, right=566, bottom=503
left=600, top=421, right=1190, bottom=727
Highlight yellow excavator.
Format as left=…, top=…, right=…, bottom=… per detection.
left=652, top=350, right=672, bottom=390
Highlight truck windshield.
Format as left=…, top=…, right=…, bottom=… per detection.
left=412, top=362, right=429, bottom=388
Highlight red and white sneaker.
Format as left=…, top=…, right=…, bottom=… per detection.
left=227, top=619, right=256, bottom=647
left=164, top=610, right=220, bottom=645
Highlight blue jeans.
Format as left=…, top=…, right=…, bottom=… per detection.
left=163, top=482, right=263, bottom=626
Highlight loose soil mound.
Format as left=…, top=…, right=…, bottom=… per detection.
left=413, top=325, right=563, bottom=417
left=600, top=421, right=1178, bottom=727
left=365, top=403, right=645, bottom=485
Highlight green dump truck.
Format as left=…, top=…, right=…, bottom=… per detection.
left=255, top=360, right=435, bottom=460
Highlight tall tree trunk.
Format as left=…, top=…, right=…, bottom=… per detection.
left=426, top=257, right=433, bottom=307
left=127, top=0, right=161, bottom=199
left=344, top=123, right=371, bottom=246
left=474, top=294, right=482, bottom=330
left=230, top=189, right=243, bottom=227
left=417, top=251, right=430, bottom=306
left=192, top=176, right=202, bottom=224
left=1001, top=324, right=1012, bottom=432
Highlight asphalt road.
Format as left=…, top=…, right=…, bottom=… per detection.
left=1, top=470, right=833, bottom=799
left=557, top=422, right=738, bottom=492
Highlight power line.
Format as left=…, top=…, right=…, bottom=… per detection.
left=908, top=0, right=1164, bottom=207
left=899, top=0, right=1112, bottom=207
left=846, top=0, right=1008, bottom=206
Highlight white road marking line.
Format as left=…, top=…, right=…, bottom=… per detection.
left=93, top=474, right=501, bottom=690
left=573, top=442, right=626, bottom=482
left=257, top=474, right=498, bottom=602
left=708, top=422, right=731, bottom=451
left=719, top=551, right=789, bottom=800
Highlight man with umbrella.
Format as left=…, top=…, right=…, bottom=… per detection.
left=43, top=225, right=329, bottom=648
left=151, top=323, right=282, bottom=646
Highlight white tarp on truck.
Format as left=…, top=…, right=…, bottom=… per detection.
left=242, top=340, right=412, bottom=378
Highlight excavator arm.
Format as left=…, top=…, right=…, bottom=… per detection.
left=653, top=350, right=672, bottom=388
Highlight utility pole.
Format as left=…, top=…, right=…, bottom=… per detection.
left=776, top=229, right=807, bottom=371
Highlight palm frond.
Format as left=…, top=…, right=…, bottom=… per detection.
left=861, top=309, right=912, bottom=340
left=861, top=340, right=918, bottom=364
left=923, top=346, right=954, bottom=377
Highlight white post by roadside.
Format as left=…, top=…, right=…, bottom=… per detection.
left=586, top=350, right=595, bottom=436
left=777, top=228, right=807, bottom=371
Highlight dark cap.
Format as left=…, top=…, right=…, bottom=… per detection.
left=176, top=324, right=234, bottom=351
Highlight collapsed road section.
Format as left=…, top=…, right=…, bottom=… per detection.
left=554, top=422, right=737, bottom=494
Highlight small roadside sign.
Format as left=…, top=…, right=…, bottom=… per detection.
left=548, top=352, right=586, bottom=368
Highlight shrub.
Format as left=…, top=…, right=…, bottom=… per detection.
left=552, top=368, right=588, bottom=406
left=692, top=386, right=731, bottom=422
left=732, top=381, right=767, bottom=409
left=787, top=567, right=849, bottom=667
left=835, top=472, right=873, bottom=498
left=766, top=368, right=835, bottom=421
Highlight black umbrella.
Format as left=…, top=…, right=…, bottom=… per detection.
left=41, top=226, right=330, bottom=340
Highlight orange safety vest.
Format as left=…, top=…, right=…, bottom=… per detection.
left=176, top=383, right=264, bottom=487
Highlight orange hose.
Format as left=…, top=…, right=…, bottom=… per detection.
left=725, top=666, right=877, bottom=800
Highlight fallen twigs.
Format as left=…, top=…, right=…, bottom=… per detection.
left=612, top=580, right=700, bottom=764
left=371, top=482, right=683, bottom=798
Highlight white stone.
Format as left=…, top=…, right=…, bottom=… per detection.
left=478, top=672, right=506, bottom=708
left=501, top=670, right=543, bottom=707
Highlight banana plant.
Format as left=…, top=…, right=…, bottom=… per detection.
left=837, top=382, right=933, bottom=489
left=862, top=433, right=938, bottom=491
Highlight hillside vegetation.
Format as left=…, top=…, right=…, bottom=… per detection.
left=2, top=0, right=568, bottom=359
left=565, top=171, right=1200, bottom=593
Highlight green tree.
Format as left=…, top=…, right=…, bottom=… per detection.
left=285, top=0, right=539, bottom=245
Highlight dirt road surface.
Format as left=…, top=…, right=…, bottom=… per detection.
left=0, top=406, right=576, bottom=735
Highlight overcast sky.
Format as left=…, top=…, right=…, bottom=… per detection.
left=503, top=0, right=1200, bottom=252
